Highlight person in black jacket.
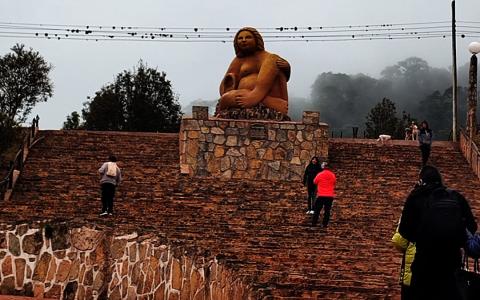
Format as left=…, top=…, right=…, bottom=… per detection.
left=303, top=156, right=322, bottom=214
left=418, top=121, right=433, bottom=166
left=398, top=166, right=477, bottom=300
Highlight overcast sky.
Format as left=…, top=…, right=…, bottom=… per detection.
left=1, top=0, right=479, bottom=129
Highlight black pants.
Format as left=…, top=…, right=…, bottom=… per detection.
left=312, top=196, right=333, bottom=226
left=101, top=183, right=116, bottom=213
left=307, top=185, right=316, bottom=211
left=420, top=144, right=431, bottom=166
left=410, top=255, right=461, bottom=300
left=401, top=284, right=413, bottom=300
left=410, top=271, right=460, bottom=300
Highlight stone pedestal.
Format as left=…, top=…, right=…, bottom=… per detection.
left=179, top=107, right=329, bottom=181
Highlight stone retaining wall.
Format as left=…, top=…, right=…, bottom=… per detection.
left=179, top=107, right=329, bottom=181
left=0, top=223, right=253, bottom=299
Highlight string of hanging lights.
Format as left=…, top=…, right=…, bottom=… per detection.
left=0, top=20, right=477, bottom=43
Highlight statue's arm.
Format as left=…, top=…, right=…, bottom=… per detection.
left=219, top=59, right=240, bottom=95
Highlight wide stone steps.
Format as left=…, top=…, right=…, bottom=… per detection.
left=2, top=131, right=480, bottom=299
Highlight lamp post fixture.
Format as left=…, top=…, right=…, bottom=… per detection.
left=467, top=42, right=480, bottom=141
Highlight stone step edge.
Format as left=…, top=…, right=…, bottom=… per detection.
left=329, top=138, right=455, bottom=147
left=41, top=130, right=178, bottom=138
left=0, top=296, right=56, bottom=300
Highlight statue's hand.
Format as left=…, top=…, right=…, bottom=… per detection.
left=234, top=90, right=261, bottom=108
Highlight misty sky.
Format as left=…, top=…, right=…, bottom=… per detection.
left=0, top=0, right=479, bottom=129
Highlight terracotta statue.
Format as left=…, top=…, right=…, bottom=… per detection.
left=215, top=27, right=290, bottom=119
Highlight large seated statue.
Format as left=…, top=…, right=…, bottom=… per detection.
left=215, top=27, right=291, bottom=121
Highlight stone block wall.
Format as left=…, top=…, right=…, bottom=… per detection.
left=179, top=107, right=329, bottom=181
left=0, top=223, right=254, bottom=299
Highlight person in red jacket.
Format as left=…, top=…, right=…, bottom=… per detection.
left=312, top=162, right=337, bottom=227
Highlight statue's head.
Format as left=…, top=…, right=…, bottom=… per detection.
left=234, top=27, right=265, bottom=58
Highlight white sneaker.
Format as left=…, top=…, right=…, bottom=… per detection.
left=99, top=212, right=108, bottom=216
left=308, top=210, right=314, bottom=214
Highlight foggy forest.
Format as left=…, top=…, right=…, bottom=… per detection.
left=186, top=56, right=476, bottom=140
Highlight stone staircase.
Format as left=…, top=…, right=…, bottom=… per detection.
left=2, top=130, right=480, bottom=299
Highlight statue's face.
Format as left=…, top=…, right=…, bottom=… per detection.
left=236, top=31, right=256, bottom=54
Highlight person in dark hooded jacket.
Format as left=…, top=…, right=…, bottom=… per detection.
left=418, top=121, right=433, bottom=166
left=398, top=166, right=477, bottom=300
left=303, top=156, right=322, bottom=214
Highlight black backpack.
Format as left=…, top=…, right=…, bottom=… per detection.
left=417, top=188, right=466, bottom=249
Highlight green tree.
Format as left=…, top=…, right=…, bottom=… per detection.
left=82, top=61, right=182, bottom=132
left=62, top=111, right=83, bottom=130
left=418, top=87, right=468, bottom=140
left=82, top=88, right=125, bottom=131
left=365, top=98, right=407, bottom=139
left=380, top=57, right=450, bottom=113
left=310, top=72, right=391, bottom=132
left=0, top=44, right=53, bottom=123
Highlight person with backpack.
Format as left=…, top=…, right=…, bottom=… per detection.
left=98, top=155, right=122, bottom=216
left=303, top=156, right=322, bottom=214
left=398, top=166, right=477, bottom=300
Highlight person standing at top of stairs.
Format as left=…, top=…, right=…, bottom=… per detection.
left=418, top=121, right=433, bottom=167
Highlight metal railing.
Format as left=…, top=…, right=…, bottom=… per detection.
left=459, top=128, right=480, bottom=180
left=0, top=116, right=40, bottom=200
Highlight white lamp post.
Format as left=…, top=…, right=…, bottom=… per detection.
left=468, top=42, right=480, bottom=55
left=467, top=42, right=480, bottom=140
